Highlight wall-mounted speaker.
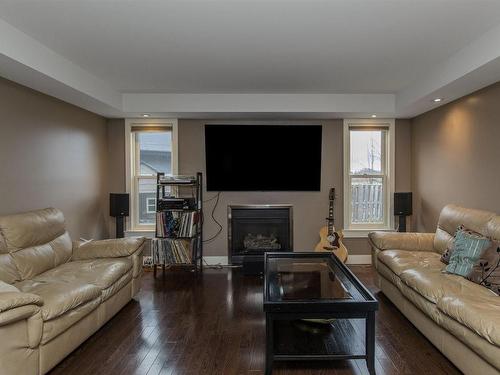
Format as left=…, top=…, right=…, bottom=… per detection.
left=110, top=193, right=129, bottom=217
left=394, top=192, right=412, bottom=216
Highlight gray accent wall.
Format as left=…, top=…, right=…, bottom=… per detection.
left=0, top=77, right=109, bottom=240
left=0, top=75, right=412, bottom=254
left=411, top=81, right=500, bottom=232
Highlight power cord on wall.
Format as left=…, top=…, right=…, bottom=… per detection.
left=202, top=192, right=223, bottom=243
left=200, top=192, right=241, bottom=269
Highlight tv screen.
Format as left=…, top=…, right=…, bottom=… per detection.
left=205, top=125, right=322, bottom=191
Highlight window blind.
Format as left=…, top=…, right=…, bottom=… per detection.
left=131, top=125, right=172, bottom=132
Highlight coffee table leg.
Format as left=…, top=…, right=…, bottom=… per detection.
left=265, top=314, right=274, bottom=375
left=366, top=311, right=376, bottom=374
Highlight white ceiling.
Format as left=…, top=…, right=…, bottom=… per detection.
left=1, top=0, right=500, bottom=118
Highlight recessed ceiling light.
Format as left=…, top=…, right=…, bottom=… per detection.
left=371, top=114, right=377, bottom=118
left=433, top=98, right=443, bottom=102
left=142, top=114, right=150, bottom=117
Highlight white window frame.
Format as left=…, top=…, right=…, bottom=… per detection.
left=343, top=119, right=395, bottom=238
left=125, top=118, right=178, bottom=233
left=146, top=197, right=157, bottom=214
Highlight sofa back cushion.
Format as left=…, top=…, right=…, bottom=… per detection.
left=0, top=208, right=72, bottom=280
left=486, top=216, right=500, bottom=241
left=0, top=230, right=21, bottom=284
left=434, top=205, right=495, bottom=254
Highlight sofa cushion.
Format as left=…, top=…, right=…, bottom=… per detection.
left=376, top=260, right=403, bottom=288
left=41, top=298, right=101, bottom=344
left=36, top=259, right=132, bottom=291
left=377, top=249, right=443, bottom=277
left=445, top=227, right=491, bottom=277
left=0, top=208, right=73, bottom=280
left=400, top=267, right=497, bottom=305
left=467, top=241, right=500, bottom=295
left=0, top=254, right=21, bottom=284
left=439, top=224, right=477, bottom=264
left=101, top=272, right=132, bottom=302
left=434, top=205, right=495, bottom=254
left=438, top=306, right=500, bottom=371
left=0, top=208, right=66, bottom=251
left=0, top=291, right=43, bottom=313
left=15, top=279, right=101, bottom=321
left=437, top=292, right=500, bottom=347
left=10, top=232, right=73, bottom=280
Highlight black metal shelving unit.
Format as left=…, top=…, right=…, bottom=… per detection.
left=153, top=172, right=203, bottom=277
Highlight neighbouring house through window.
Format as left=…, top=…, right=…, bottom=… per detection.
left=146, top=197, right=157, bottom=214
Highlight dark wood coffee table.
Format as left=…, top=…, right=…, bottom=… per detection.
left=263, top=252, right=378, bottom=374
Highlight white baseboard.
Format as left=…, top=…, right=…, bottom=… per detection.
left=203, top=255, right=371, bottom=266
left=346, top=255, right=372, bottom=265
left=203, top=256, right=229, bottom=266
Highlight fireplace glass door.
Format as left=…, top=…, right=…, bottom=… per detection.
left=229, top=206, right=292, bottom=264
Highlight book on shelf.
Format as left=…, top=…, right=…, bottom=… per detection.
left=151, top=238, right=194, bottom=265
left=156, top=211, right=199, bottom=238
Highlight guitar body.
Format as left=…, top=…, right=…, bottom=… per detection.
left=315, top=226, right=348, bottom=263
left=314, top=188, right=348, bottom=263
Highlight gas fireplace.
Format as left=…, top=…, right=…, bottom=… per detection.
left=228, top=205, right=293, bottom=273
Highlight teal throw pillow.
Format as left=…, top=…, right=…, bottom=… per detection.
left=445, top=228, right=491, bottom=277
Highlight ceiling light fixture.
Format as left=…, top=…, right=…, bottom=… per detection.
left=142, top=114, right=150, bottom=117
left=433, top=98, right=443, bottom=102
left=371, top=114, right=377, bottom=118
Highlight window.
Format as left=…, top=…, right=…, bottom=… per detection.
left=343, top=119, right=394, bottom=236
left=146, top=197, right=157, bottom=214
left=126, top=119, right=178, bottom=231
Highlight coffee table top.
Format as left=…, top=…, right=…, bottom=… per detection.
left=264, top=252, right=378, bottom=313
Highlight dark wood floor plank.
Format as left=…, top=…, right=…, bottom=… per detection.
left=50, top=266, right=461, bottom=375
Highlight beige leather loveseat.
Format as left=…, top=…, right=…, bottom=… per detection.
left=369, top=205, right=500, bottom=375
left=0, top=208, right=145, bottom=375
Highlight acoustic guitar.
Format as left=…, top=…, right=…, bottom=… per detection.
left=314, top=188, right=348, bottom=263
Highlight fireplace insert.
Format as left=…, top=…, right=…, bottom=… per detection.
left=228, top=205, right=293, bottom=274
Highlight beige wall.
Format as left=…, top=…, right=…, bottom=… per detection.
left=395, top=119, right=413, bottom=230
left=395, top=119, right=412, bottom=192
left=0, top=76, right=413, bottom=255
left=178, top=119, right=412, bottom=257
left=106, top=119, right=127, bottom=237
left=0, top=77, right=109, bottom=240
left=411, top=81, right=500, bottom=232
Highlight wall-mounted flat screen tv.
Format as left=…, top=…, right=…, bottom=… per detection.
left=205, top=124, right=322, bottom=191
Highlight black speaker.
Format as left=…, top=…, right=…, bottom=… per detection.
left=394, top=192, right=412, bottom=216
left=110, top=193, right=129, bottom=217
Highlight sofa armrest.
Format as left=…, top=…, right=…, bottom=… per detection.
left=72, top=237, right=146, bottom=260
left=0, top=291, right=43, bottom=326
left=368, top=232, right=435, bottom=252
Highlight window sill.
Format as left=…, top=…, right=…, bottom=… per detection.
left=125, top=229, right=155, bottom=238
left=342, top=228, right=395, bottom=239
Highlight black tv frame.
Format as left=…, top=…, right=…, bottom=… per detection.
left=204, top=124, right=322, bottom=192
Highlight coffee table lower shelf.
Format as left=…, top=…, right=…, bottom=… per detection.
left=266, top=313, right=375, bottom=375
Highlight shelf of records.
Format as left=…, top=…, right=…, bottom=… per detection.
left=156, top=210, right=200, bottom=238
left=151, top=238, right=198, bottom=265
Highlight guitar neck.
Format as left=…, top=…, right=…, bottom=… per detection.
left=328, top=200, right=335, bottom=234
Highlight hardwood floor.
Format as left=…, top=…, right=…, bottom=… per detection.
left=50, top=266, right=461, bottom=375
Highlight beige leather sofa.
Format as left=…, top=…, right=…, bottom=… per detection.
left=369, top=205, right=500, bottom=375
left=0, top=208, right=145, bottom=375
